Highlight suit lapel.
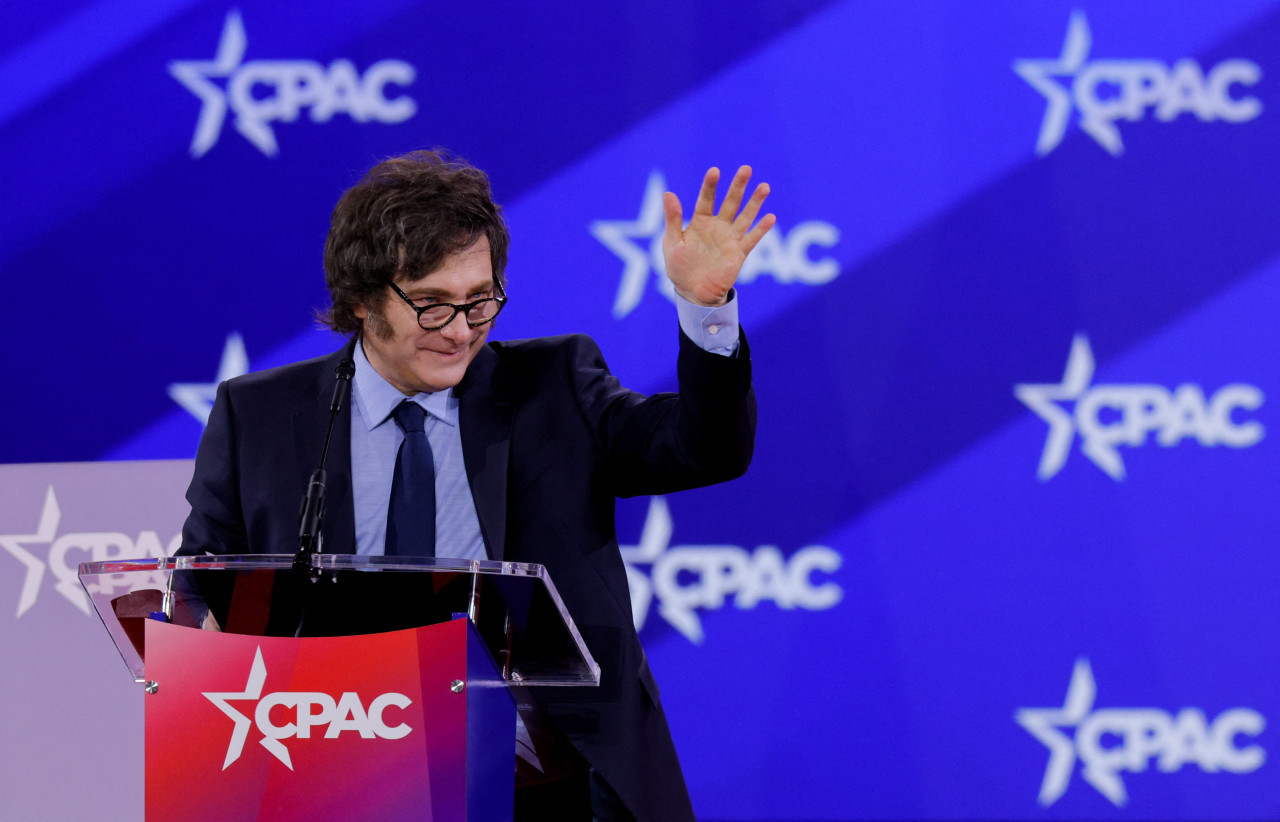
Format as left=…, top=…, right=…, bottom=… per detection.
left=291, top=339, right=358, bottom=555
left=456, top=344, right=512, bottom=560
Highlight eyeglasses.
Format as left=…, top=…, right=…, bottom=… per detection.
left=387, top=280, right=508, bottom=331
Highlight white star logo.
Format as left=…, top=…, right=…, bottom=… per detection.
left=1014, top=334, right=1101, bottom=481
left=1016, top=657, right=1100, bottom=806
left=168, top=10, right=266, bottom=157
left=619, top=496, right=708, bottom=644
left=0, top=487, right=59, bottom=618
left=1013, top=11, right=1105, bottom=155
left=589, top=171, right=678, bottom=318
left=202, top=646, right=290, bottom=769
left=169, top=332, right=249, bottom=426
left=619, top=496, right=671, bottom=636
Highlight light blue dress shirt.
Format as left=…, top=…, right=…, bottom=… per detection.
left=350, top=291, right=740, bottom=557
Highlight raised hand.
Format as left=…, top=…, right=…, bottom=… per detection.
left=662, top=165, right=776, bottom=307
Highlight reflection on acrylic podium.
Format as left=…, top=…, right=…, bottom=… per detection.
left=80, top=554, right=600, bottom=822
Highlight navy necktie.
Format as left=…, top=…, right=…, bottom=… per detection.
left=385, top=400, right=436, bottom=557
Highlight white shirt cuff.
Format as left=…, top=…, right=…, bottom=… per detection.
left=675, top=290, right=741, bottom=357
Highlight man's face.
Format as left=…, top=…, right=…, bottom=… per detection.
left=357, top=238, right=496, bottom=395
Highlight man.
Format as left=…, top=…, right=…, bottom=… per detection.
left=179, top=149, right=773, bottom=820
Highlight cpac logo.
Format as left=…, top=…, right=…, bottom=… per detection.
left=621, top=497, right=841, bottom=644
left=1017, top=658, right=1265, bottom=806
left=0, top=487, right=174, bottom=618
left=169, top=11, right=416, bottom=157
left=1014, top=11, right=1263, bottom=156
left=1015, top=334, right=1264, bottom=481
left=591, top=171, right=840, bottom=319
left=206, top=647, right=412, bottom=770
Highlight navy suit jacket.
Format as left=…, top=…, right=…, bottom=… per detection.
left=180, top=329, right=756, bottom=821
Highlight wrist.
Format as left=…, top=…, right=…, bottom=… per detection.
left=673, top=286, right=730, bottom=307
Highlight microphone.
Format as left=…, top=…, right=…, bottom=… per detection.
left=294, top=358, right=354, bottom=577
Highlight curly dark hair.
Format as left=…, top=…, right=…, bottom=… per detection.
left=320, top=149, right=510, bottom=335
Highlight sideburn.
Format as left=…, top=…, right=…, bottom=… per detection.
left=362, top=308, right=395, bottom=341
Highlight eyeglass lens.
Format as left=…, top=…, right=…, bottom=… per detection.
left=418, top=299, right=501, bottom=328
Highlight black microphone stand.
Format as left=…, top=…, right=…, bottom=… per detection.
left=293, top=358, right=354, bottom=633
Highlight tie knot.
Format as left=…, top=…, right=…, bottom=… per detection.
left=392, top=400, right=427, bottom=434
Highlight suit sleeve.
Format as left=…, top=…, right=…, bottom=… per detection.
left=569, top=327, right=756, bottom=498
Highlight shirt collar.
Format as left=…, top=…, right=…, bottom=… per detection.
left=351, top=335, right=458, bottom=431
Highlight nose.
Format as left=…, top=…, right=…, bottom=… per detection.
left=436, top=311, right=474, bottom=344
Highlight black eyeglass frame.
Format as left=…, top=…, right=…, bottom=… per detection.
left=387, top=280, right=508, bottom=331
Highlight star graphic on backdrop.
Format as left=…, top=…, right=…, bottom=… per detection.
left=618, top=496, right=673, bottom=636
left=203, top=646, right=281, bottom=769
left=589, top=170, right=677, bottom=318
left=1013, top=11, right=1095, bottom=155
left=168, top=10, right=253, bottom=157
left=169, top=332, right=249, bottom=426
left=1014, top=334, right=1096, bottom=481
left=0, top=487, right=59, bottom=618
left=1014, top=658, right=1121, bottom=806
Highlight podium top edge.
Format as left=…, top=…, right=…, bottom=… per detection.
left=80, top=554, right=548, bottom=578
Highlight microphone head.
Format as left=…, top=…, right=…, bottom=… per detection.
left=335, top=358, right=355, bottom=380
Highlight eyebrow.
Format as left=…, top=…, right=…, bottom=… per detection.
left=403, top=281, right=494, bottom=300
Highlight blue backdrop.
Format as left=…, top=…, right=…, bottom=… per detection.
left=3, top=1, right=1279, bottom=818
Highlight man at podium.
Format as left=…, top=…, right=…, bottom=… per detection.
left=178, top=149, right=771, bottom=821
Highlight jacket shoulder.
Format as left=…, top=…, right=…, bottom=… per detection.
left=482, top=334, right=608, bottom=389
left=221, top=345, right=349, bottom=402
left=486, top=333, right=607, bottom=373
left=488, top=333, right=600, bottom=359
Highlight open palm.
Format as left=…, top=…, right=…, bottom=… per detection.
left=662, top=166, right=776, bottom=306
